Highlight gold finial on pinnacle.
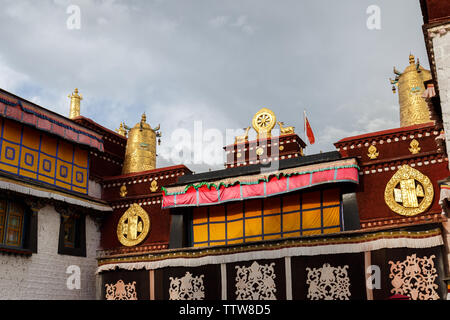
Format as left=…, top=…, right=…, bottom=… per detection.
left=68, top=88, right=83, bottom=119
left=116, top=122, right=128, bottom=137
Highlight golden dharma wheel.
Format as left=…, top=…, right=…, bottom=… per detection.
left=252, top=108, right=276, bottom=138
left=117, top=204, right=151, bottom=247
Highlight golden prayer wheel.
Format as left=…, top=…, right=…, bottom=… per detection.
left=393, top=54, right=432, bottom=127
left=122, top=114, right=160, bottom=174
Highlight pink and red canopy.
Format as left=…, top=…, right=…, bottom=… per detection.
left=162, top=159, right=359, bottom=208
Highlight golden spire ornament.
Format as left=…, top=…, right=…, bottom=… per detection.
left=122, top=113, right=161, bottom=174
left=68, top=88, right=83, bottom=119
left=116, top=122, right=128, bottom=137
left=390, top=54, right=432, bottom=127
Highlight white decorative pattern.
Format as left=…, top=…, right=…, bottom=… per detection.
left=105, top=280, right=137, bottom=300
left=306, top=263, right=351, bottom=300
left=235, top=261, right=277, bottom=300
left=389, top=254, right=439, bottom=300
left=169, top=272, right=205, bottom=300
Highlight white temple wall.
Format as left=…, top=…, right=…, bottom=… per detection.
left=0, top=205, right=100, bottom=300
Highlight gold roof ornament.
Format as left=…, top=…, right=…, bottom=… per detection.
left=68, top=88, right=83, bottom=119
left=277, top=121, right=295, bottom=136
left=390, top=54, right=432, bottom=127
left=252, top=108, right=277, bottom=139
left=116, top=122, right=128, bottom=137
left=122, top=113, right=161, bottom=174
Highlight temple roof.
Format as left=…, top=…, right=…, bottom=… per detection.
left=0, top=88, right=104, bottom=151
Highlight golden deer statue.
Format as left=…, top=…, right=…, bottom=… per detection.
left=235, top=126, right=251, bottom=144
left=277, top=121, right=295, bottom=135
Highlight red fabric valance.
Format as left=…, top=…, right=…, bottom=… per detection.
left=162, top=159, right=359, bottom=208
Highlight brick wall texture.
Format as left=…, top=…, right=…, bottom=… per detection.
left=0, top=205, right=100, bottom=299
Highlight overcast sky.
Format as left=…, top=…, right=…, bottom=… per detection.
left=0, top=0, right=430, bottom=172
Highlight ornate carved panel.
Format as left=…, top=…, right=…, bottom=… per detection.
left=306, top=263, right=351, bottom=300
left=389, top=254, right=439, bottom=300
left=235, top=261, right=277, bottom=300
left=105, top=280, right=137, bottom=300
left=169, top=272, right=205, bottom=300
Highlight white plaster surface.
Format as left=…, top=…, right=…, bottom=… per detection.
left=0, top=205, right=100, bottom=300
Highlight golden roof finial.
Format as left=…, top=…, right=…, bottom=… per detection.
left=409, top=53, right=415, bottom=65
left=141, top=113, right=147, bottom=123
left=116, top=122, right=127, bottom=137
left=68, top=88, right=83, bottom=119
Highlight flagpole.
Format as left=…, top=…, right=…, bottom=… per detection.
left=303, top=110, right=307, bottom=145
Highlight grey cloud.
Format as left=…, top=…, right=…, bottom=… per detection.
left=0, top=0, right=430, bottom=172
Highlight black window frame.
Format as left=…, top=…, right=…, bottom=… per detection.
left=58, top=212, right=86, bottom=257
left=0, top=195, right=37, bottom=255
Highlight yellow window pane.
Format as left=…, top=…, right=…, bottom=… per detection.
left=282, top=231, right=301, bottom=238
left=210, top=241, right=226, bottom=246
left=209, top=205, right=225, bottom=222
left=303, top=229, right=322, bottom=236
left=282, top=211, right=300, bottom=233
left=323, top=227, right=341, bottom=234
left=323, top=207, right=340, bottom=227
left=74, top=147, right=88, bottom=168
left=302, top=191, right=321, bottom=210
left=3, top=120, right=22, bottom=143
left=227, top=219, right=243, bottom=240
left=302, top=209, right=321, bottom=230
left=264, top=234, right=281, bottom=240
left=283, top=193, right=300, bottom=213
left=263, top=197, right=281, bottom=215
left=210, top=223, right=226, bottom=241
left=41, top=135, right=58, bottom=156
left=58, top=140, right=74, bottom=163
left=227, top=202, right=243, bottom=221
left=263, top=214, right=281, bottom=234
left=245, top=217, right=262, bottom=237
left=245, top=236, right=262, bottom=243
left=193, top=224, right=208, bottom=243
left=22, top=127, right=40, bottom=149
left=323, top=188, right=340, bottom=207
left=245, top=199, right=262, bottom=217
left=193, top=207, right=208, bottom=224
left=228, top=239, right=244, bottom=245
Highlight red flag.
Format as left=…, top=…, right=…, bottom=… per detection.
left=304, top=112, right=315, bottom=145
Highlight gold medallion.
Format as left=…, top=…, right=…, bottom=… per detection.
left=384, top=165, right=433, bottom=216
left=117, top=204, right=150, bottom=246
left=256, top=147, right=264, bottom=156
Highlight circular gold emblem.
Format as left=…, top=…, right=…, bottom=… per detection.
left=252, top=108, right=276, bottom=138
left=117, top=204, right=150, bottom=246
left=384, top=165, right=433, bottom=216
left=256, top=147, right=264, bottom=156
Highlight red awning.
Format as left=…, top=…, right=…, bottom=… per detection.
left=162, top=159, right=359, bottom=208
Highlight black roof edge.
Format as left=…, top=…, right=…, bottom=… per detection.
left=174, top=150, right=342, bottom=186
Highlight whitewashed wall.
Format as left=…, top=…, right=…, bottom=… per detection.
left=0, top=205, right=100, bottom=300
left=429, top=24, right=450, bottom=169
